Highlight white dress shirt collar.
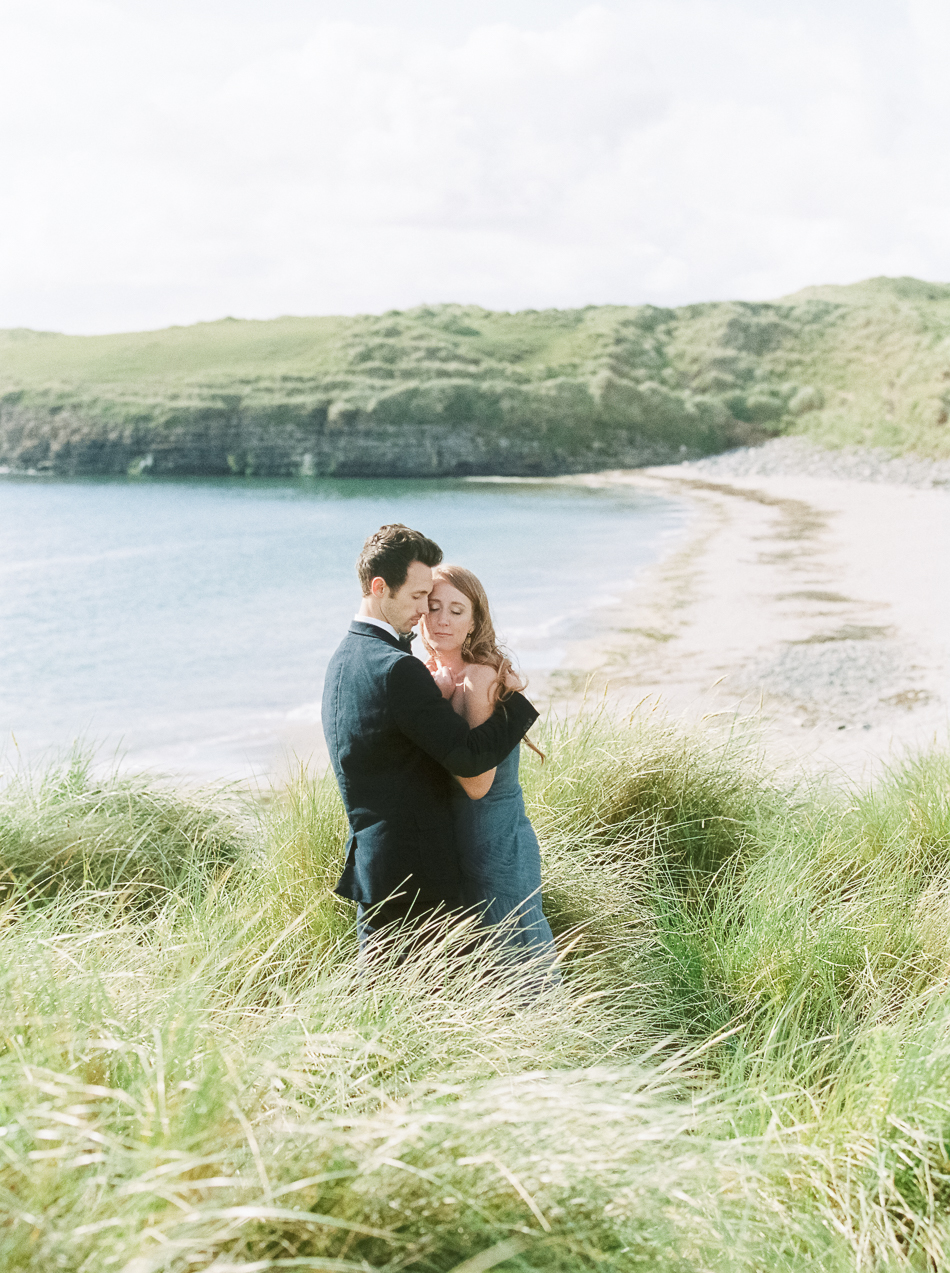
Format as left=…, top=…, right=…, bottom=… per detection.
left=354, top=613, right=402, bottom=642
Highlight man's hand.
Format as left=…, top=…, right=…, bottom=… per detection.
left=430, top=664, right=457, bottom=700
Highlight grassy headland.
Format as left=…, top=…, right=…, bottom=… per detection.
left=4, top=275, right=950, bottom=477
left=5, top=713, right=950, bottom=1269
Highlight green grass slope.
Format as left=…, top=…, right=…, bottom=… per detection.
left=2, top=276, right=950, bottom=476
left=6, top=713, right=950, bottom=1269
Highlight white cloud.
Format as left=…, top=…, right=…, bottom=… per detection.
left=0, top=0, right=945, bottom=332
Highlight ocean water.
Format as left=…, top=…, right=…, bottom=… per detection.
left=0, top=475, right=686, bottom=779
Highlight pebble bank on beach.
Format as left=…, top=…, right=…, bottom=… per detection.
left=678, top=435, right=950, bottom=488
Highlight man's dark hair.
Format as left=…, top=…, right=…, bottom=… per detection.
left=357, top=524, right=443, bottom=595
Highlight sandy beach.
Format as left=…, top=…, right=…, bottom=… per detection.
left=547, top=444, right=950, bottom=781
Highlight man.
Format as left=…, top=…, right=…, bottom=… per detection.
left=322, top=523, right=539, bottom=948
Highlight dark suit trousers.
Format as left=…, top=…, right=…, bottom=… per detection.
left=356, top=896, right=449, bottom=959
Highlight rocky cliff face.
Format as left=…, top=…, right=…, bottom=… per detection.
left=0, top=379, right=735, bottom=478
left=0, top=408, right=697, bottom=477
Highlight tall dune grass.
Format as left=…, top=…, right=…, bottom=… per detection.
left=3, top=714, right=950, bottom=1269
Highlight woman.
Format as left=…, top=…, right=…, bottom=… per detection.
left=419, top=564, right=558, bottom=970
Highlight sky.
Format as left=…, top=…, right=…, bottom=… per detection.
left=2, top=0, right=950, bottom=333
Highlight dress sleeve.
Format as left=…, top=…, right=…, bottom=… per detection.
left=388, top=656, right=539, bottom=778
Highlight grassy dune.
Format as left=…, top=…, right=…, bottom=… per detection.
left=4, top=714, right=950, bottom=1269
left=4, top=275, right=950, bottom=475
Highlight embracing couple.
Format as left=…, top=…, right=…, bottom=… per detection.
left=322, top=522, right=556, bottom=970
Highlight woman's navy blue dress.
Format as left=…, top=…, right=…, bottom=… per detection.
left=451, top=743, right=558, bottom=967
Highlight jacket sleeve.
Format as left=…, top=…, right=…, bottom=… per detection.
left=388, top=655, right=540, bottom=778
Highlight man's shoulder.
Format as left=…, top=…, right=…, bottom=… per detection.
left=384, top=655, right=443, bottom=720
left=327, top=629, right=418, bottom=683
left=332, top=625, right=401, bottom=659
left=388, top=651, right=432, bottom=684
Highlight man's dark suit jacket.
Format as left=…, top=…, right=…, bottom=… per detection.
left=322, top=619, right=539, bottom=910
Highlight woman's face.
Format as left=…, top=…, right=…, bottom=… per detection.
left=422, top=579, right=473, bottom=656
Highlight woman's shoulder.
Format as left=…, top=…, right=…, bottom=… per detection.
left=464, top=661, right=526, bottom=698
left=463, top=662, right=500, bottom=691
left=458, top=662, right=500, bottom=726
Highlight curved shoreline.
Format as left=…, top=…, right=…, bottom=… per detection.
left=545, top=446, right=950, bottom=780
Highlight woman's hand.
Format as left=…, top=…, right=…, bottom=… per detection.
left=431, top=664, right=457, bottom=700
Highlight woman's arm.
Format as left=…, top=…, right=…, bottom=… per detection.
left=455, top=664, right=501, bottom=799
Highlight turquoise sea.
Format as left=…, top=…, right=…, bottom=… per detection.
left=0, top=476, right=686, bottom=779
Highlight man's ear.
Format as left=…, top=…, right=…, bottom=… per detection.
left=370, top=576, right=388, bottom=598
